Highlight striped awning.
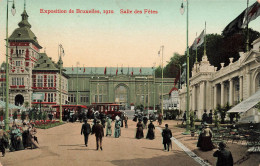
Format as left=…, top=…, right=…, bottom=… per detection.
left=228, top=90, right=260, bottom=113
left=0, top=100, right=26, bottom=111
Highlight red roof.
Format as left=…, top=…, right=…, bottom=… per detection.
left=169, top=86, right=178, bottom=95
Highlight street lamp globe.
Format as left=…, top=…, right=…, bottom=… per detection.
left=180, top=3, right=185, bottom=15
left=11, top=3, right=16, bottom=16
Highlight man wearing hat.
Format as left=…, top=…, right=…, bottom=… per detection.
left=92, top=120, right=104, bottom=150
left=162, top=124, right=172, bottom=151
left=213, top=142, right=233, bottom=166
left=81, top=119, right=91, bottom=147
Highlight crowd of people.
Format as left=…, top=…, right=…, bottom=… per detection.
left=80, top=110, right=173, bottom=152
left=0, top=122, right=39, bottom=157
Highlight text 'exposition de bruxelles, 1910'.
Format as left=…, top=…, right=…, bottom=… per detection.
left=39, top=9, right=158, bottom=15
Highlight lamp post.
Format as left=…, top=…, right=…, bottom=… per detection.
left=5, top=0, right=16, bottom=131
left=159, top=46, right=164, bottom=118
left=58, top=44, right=64, bottom=122
left=152, top=64, right=156, bottom=112
left=1, top=67, right=5, bottom=102
left=180, top=0, right=190, bottom=134
left=76, top=62, right=80, bottom=105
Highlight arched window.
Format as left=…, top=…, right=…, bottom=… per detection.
left=115, top=85, right=128, bottom=103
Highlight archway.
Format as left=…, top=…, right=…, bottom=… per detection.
left=115, top=84, right=128, bottom=109
left=15, top=94, right=24, bottom=106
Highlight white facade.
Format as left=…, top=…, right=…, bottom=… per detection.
left=179, top=37, right=260, bottom=120
left=163, top=89, right=180, bottom=110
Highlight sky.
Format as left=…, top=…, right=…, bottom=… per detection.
left=0, top=0, right=260, bottom=68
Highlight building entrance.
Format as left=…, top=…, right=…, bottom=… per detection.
left=115, top=85, right=128, bottom=109
left=15, top=94, right=24, bottom=106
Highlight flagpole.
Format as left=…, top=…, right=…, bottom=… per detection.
left=180, top=0, right=190, bottom=134
left=246, top=0, right=249, bottom=52
left=195, top=32, right=198, bottom=63
left=161, top=46, right=164, bottom=120
left=204, top=21, right=207, bottom=56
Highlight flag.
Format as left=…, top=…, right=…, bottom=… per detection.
left=139, top=67, right=142, bottom=74
left=83, top=67, right=85, bottom=73
left=116, top=67, right=118, bottom=76
left=72, top=65, right=74, bottom=72
left=121, top=65, right=123, bottom=74
left=104, top=67, right=107, bottom=75
left=191, top=30, right=205, bottom=50
left=222, top=10, right=245, bottom=36
left=131, top=68, right=133, bottom=76
left=242, top=2, right=260, bottom=28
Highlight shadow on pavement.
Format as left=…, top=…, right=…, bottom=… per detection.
left=110, top=150, right=200, bottom=166
left=67, top=148, right=97, bottom=151
left=58, top=144, right=85, bottom=147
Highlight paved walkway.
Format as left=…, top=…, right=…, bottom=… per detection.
left=0, top=120, right=200, bottom=166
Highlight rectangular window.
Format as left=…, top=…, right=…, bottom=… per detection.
left=47, top=75, right=54, bottom=87
left=37, top=75, right=43, bottom=87
left=17, top=77, right=20, bottom=86
left=16, top=61, right=21, bottom=66
left=99, top=95, right=102, bottom=102
left=62, top=78, right=65, bottom=90
left=48, top=93, right=54, bottom=102
left=12, top=77, right=16, bottom=85
left=68, top=94, right=76, bottom=103
left=95, top=95, right=98, bottom=102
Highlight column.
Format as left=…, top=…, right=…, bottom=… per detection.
left=229, top=78, right=234, bottom=106
left=213, top=85, right=217, bottom=109
left=191, top=85, right=196, bottom=111
left=220, top=82, right=225, bottom=107
left=199, top=81, right=205, bottom=111
left=239, top=76, right=243, bottom=101
left=247, top=72, right=251, bottom=98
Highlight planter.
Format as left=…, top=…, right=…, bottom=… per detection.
left=191, top=131, right=195, bottom=137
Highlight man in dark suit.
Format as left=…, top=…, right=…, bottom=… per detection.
left=92, top=120, right=104, bottom=150
left=162, top=124, right=172, bottom=151
left=81, top=119, right=91, bottom=147
left=213, top=142, right=233, bottom=166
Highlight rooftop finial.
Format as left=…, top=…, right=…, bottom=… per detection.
left=24, top=0, right=26, bottom=10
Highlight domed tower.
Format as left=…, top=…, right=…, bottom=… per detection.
left=8, top=4, right=42, bottom=107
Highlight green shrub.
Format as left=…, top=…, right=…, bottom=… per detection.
left=21, top=111, right=26, bottom=122
left=13, top=111, right=18, bottom=120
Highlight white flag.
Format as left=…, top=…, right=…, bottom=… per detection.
left=192, top=30, right=205, bottom=50
left=242, top=2, right=260, bottom=28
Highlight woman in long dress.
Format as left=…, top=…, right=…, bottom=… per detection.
left=146, top=120, right=155, bottom=140
left=199, top=124, right=214, bottom=151
left=27, top=124, right=39, bottom=149
left=10, top=125, right=24, bottom=151
left=135, top=120, right=144, bottom=139
left=114, top=120, right=121, bottom=138
left=106, top=117, right=112, bottom=136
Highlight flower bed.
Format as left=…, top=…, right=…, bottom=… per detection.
left=32, top=120, right=64, bottom=129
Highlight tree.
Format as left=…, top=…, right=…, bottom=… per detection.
left=24, top=101, right=29, bottom=108
left=21, top=111, right=26, bottom=122
left=28, top=109, right=33, bottom=121
left=38, top=111, right=43, bottom=120
left=43, top=111, right=47, bottom=122
left=213, top=109, right=220, bottom=129
left=13, top=111, right=18, bottom=121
